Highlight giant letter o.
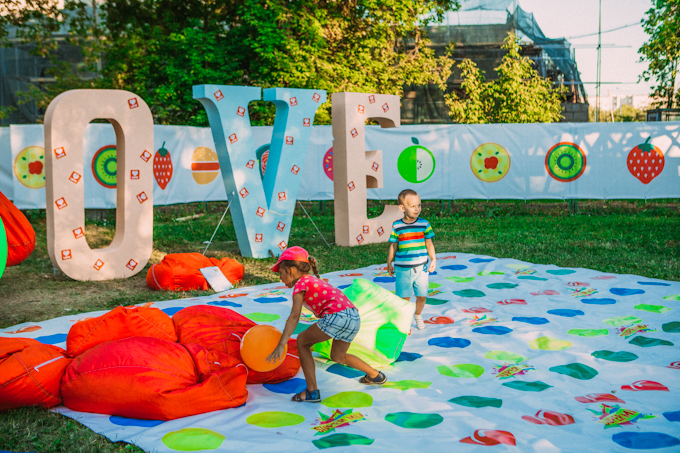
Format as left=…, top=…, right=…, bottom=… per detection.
left=45, top=90, right=153, bottom=281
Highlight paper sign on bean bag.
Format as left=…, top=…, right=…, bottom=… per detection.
left=146, top=253, right=244, bottom=291
left=60, top=336, right=247, bottom=420
left=66, top=305, right=177, bottom=357
left=0, top=190, right=35, bottom=266
left=0, top=337, right=70, bottom=410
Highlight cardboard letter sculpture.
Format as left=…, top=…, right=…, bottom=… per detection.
left=44, top=90, right=153, bottom=281
left=193, top=85, right=326, bottom=258
left=332, top=92, right=402, bottom=246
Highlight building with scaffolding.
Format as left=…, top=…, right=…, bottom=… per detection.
left=402, top=0, right=589, bottom=124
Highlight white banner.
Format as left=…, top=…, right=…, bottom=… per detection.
left=2, top=122, right=679, bottom=208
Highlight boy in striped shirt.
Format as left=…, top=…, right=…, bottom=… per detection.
left=387, top=189, right=436, bottom=330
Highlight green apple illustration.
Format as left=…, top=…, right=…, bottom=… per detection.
left=397, top=137, right=436, bottom=183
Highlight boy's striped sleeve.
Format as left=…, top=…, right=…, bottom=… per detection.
left=388, top=225, right=399, bottom=243
left=424, top=221, right=435, bottom=239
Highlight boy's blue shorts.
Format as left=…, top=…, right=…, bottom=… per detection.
left=395, top=263, right=429, bottom=298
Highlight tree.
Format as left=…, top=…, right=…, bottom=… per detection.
left=445, top=33, right=565, bottom=124
left=639, top=0, right=680, bottom=109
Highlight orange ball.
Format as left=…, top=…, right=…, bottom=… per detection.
left=240, top=325, right=287, bottom=372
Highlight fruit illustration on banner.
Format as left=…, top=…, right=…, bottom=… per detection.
left=470, top=143, right=511, bottom=182
left=191, top=146, right=220, bottom=185
left=398, top=137, right=435, bottom=183
left=92, top=145, right=117, bottom=188
left=627, top=137, right=664, bottom=184
left=153, top=141, right=173, bottom=190
left=545, top=142, right=586, bottom=182
left=255, top=144, right=269, bottom=178
left=14, top=146, right=45, bottom=189
left=323, top=147, right=333, bottom=181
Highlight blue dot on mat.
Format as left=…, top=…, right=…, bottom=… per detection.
left=582, top=298, right=616, bottom=305
left=610, top=288, right=645, bottom=296
left=547, top=309, right=584, bottom=317
left=442, top=265, right=468, bottom=270
left=373, top=277, right=396, bottom=283
left=637, top=281, right=671, bottom=286
left=34, top=333, right=68, bottom=345
left=429, top=271, right=438, bottom=276
left=327, top=363, right=364, bottom=378
left=472, top=326, right=512, bottom=335
left=546, top=269, right=576, bottom=275
left=109, top=416, right=164, bottom=427
left=264, top=378, right=307, bottom=395
left=512, top=317, right=550, bottom=325
left=338, top=284, right=351, bottom=289
left=207, top=301, right=242, bottom=308
left=254, top=297, right=287, bottom=303
left=396, top=351, right=422, bottom=362
left=469, top=258, right=495, bottom=263
left=161, top=307, right=184, bottom=316
left=663, top=411, right=680, bottom=422
left=428, top=337, right=471, bottom=348
left=611, top=432, right=680, bottom=450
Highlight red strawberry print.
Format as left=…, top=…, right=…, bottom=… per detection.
left=627, top=137, right=664, bottom=184
left=153, top=141, right=173, bottom=190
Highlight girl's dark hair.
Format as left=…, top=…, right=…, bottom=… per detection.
left=278, top=256, right=320, bottom=278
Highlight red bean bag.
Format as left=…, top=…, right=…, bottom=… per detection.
left=0, top=337, right=71, bottom=410
left=66, top=305, right=177, bottom=357
left=0, top=191, right=35, bottom=266
left=173, top=305, right=301, bottom=384
left=61, top=337, right=247, bottom=420
left=146, top=253, right=245, bottom=291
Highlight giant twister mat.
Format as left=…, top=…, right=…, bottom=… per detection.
left=2, top=252, right=680, bottom=452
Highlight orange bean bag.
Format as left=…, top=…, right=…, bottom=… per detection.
left=0, top=191, right=36, bottom=266
left=61, top=337, right=248, bottom=420
left=0, top=337, right=71, bottom=410
left=66, top=305, right=177, bottom=357
left=173, top=305, right=300, bottom=384
left=146, top=253, right=245, bottom=291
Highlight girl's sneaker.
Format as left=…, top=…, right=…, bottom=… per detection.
left=415, top=315, right=425, bottom=330
left=360, top=371, right=387, bottom=385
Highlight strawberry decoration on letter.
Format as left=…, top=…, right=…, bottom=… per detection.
left=627, top=137, right=664, bottom=184
left=153, top=141, right=173, bottom=190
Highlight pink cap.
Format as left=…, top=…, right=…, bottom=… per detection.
left=271, top=246, right=309, bottom=272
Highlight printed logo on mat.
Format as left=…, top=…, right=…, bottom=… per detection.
left=303, top=118, right=311, bottom=127
left=136, top=192, right=148, bottom=203
left=54, top=147, right=66, bottom=159
left=69, top=172, right=81, bottom=184
left=368, top=95, right=376, bottom=104
left=377, top=226, right=384, bottom=236
left=256, top=207, right=265, bottom=217
left=128, top=98, right=139, bottom=109
left=126, top=259, right=138, bottom=271
left=214, top=90, right=224, bottom=101
left=229, top=133, right=238, bottom=144
left=61, top=249, right=72, bottom=260
left=237, top=106, right=245, bottom=117
left=356, top=234, right=364, bottom=244
left=240, top=187, right=249, bottom=198
left=286, top=136, right=294, bottom=145
left=140, top=150, right=152, bottom=162
left=73, top=227, right=84, bottom=239
left=291, top=165, right=300, bottom=175
left=278, top=191, right=286, bottom=201
left=350, top=128, right=358, bottom=138
left=246, top=160, right=255, bottom=169
left=312, top=92, right=321, bottom=102
left=348, top=181, right=355, bottom=191
left=277, top=222, right=285, bottom=232
left=255, top=233, right=263, bottom=242
left=55, top=197, right=67, bottom=210
left=278, top=241, right=287, bottom=251
left=358, top=105, right=365, bottom=114
left=289, top=97, right=298, bottom=106
left=93, top=259, right=104, bottom=271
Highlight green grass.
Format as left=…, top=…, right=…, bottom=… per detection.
left=1, top=199, right=679, bottom=452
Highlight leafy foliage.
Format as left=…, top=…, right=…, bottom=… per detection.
left=445, top=33, right=565, bottom=124
left=639, top=0, right=680, bottom=109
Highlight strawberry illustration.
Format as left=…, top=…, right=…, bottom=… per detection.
left=627, top=137, right=664, bottom=184
left=153, top=141, right=173, bottom=189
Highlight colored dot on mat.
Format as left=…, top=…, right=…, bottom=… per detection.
left=396, top=351, right=422, bottom=362
left=478, top=271, right=504, bottom=276
left=322, top=391, right=373, bottom=408
left=567, top=328, right=608, bottom=337
left=663, top=410, right=680, bottom=422
left=529, top=336, right=572, bottom=351
left=161, top=307, right=184, bottom=316
left=637, top=281, right=671, bottom=286
left=546, top=269, right=576, bottom=275
left=611, top=432, right=680, bottom=450
left=437, top=363, right=484, bottom=379
left=486, top=283, right=518, bottom=289
left=502, top=381, right=552, bottom=392
left=429, top=282, right=442, bottom=289
left=453, top=289, right=486, bottom=298
left=293, top=323, right=310, bottom=335
left=207, top=301, right=242, bottom=308
left=603, top=315, right=642, bottom=327
left=109, top=416, right=164, bottom=427
left=512, top=317, right=549, bottom=325
left=610, top=288, right=645, bottom=296
left=161, top=428, right=225, bottom=451
left=518, top=276, right=548, bottom=281
left=383, top=380, right=432, bottom=391
left=373, top=277, right=396, bottom=283
left=547, top=309, right=584, bottom=317
left=254, top=297, right=287, bottom=303
left=473, top=326, right=512, bottom=335
left=470, top=258, right=495, bottom=263
left=326, top=363, right=364, bottom=379
left=425, top=298, right=448, bottom=305
left=385, top=412, right=444, bottom=429
left=312, top=433, right=374, bottom=449
left=442, top=265, right=468, bottom=270
left=663, top=294, right=680, bottom=300
left=582, top=298, right=616, bottom=305
left=634, top=304, right=671, bottom=314
left=34, top=333, right=68, bottom=345
left=662, top=321, right=680, bottom=333
left=244, top=313, right=280, bottom=322
left=338, top=284, right=351, bottom=289
left=629, top=336, right=674, bottom=347
left=484, top=351, right=528, bottom=364
left=549, top=363, right=598, bottom=380
left=246, top=412, right=305, bottom=428
left=449, top=396, right=502, bottom=408
left=263, top=378, right=307, bottom=394
left=446, top=276, right=475, bottom=283
left=428, top=337, right=471, bottom=348
left=591, top=350, right=638, bottom=362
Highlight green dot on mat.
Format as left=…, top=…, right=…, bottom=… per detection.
left=426, top=298, right=448, bottom=305
left=549, top=363, right=598, bottom=380
left=662, top=321, right=680, bottom=333
left=663, top=294, right=680, bottom=300
left=478, top=271, right=504, bottom=276
left=518, top=276, right=548, bottom=281
left=446, top=276, right=475, bottom=283
left=484, top=350, right=528, bottom=364
left=449, top=395, right=502, bottom=408
left=244, top=313, right=280, bottom=322
left=603, top=316, right=642, bottom=327
left=429, top=282, right=442, bottom=289
left=453, top=289, right=486, bottom=298
left=634, top=304, right=671, bottom=314
left=591, top=350, right=638, bottom=362
left=385, top=412, right=443, bottom=429
left=629, top=336, right=675, bottom=347
left=486, top=283, right=518, bottom=289
left=161, top=428, right=225, bottom=451
left=293, top=323, right=311, bottom=335
left=312, top=433, right=374, bottom=449
left=383, top=380, right=432, bottom=391
left=567, top=328, right=608, bottom=337
left=437, top=364, right=484, bottom=378
left=546, top=269, right=576, bottom=275
left=502, top=381, right=552, bottom=392
left=529, top=336, right=572, bottom=351
left=322, top=391, right=373, bottom=408
left=246, top=411, right=304, bottom=428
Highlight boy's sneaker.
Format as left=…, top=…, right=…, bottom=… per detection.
left=415, top=315, right=425, bottom=330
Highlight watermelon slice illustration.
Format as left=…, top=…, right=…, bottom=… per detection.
left=397, top=137, right=435, bottom=183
